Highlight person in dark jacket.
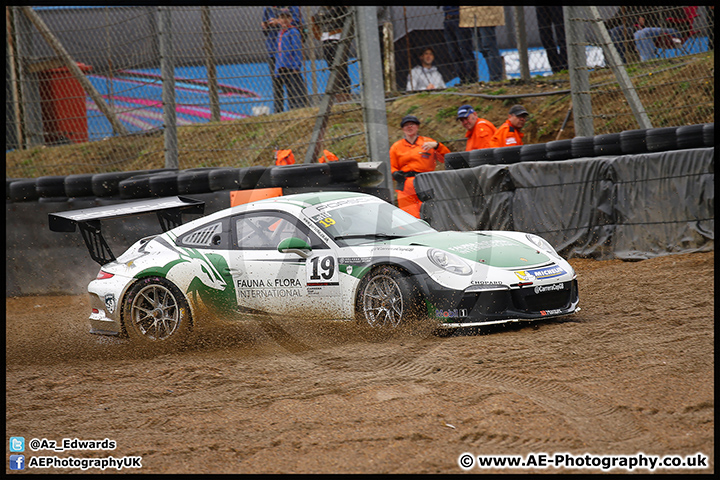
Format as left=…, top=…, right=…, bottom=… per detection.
left=536, top=6, right=568, bottom=74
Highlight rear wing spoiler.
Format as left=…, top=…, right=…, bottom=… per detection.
left=49, top=196, right=205, bottom=266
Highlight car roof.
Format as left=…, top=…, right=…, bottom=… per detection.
left=255, top=191, right=371, bottom=208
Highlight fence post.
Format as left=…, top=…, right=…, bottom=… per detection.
left=564, top=6, right=594, bottom=137
left=304, top=9, right=355, bottom=164
left=158, top=6, right=178, bottom=169
left=512, top=7, right=531, bottom=82
left=201, top=7, right=221, bottom=123
left=356, top=6, right=393, bottom=195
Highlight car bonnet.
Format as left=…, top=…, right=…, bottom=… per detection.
left=385, top=231, right=551, bottom=268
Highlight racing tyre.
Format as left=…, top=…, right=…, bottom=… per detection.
left=122, top=276, right=192, bottom=344
left=646, top=126, right=678, bottom=152
left=519, top=143, right=548, bottom=162
left=149, top=171, right=179, bottom=197
left=239, top=166, right=270, bottom=189
left=444, top=152, right=470, bottom=170
left=270, top=163, right=331, bottom=188
left=9, top=179, right=39, bottom=202
left=676, top=124, right=705, bottom=150
left=355, top=266, right=423, bottom=328
left=467, top=148, right=495, bottom=167
left=327, top=160, right=360, bottom=183
left=620, top=128, right=648, bottom=155
left=93, top=170, right=146, bottom=197
left=208, top=168, right=242, bottom=191
left=493, top=145, right=522, bottom=165
left=64, top=173, right=95, bottom=197
left=37, top=175, right=67, bottom=198
left=119, top=173, right=155, bottom=199
left=570, top=136, right=596, bottom=159
left=546, top=139, right=573, bottom=161
left=702, top=123, right=714, bottom=147
left=593, top=133, right=622, bottom=156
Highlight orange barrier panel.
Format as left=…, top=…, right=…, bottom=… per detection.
left=230, top=187, right=283, bottom=207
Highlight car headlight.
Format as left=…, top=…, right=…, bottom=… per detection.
left=526, top=233, right=562, bottom=260
left=427, top=248, right=472, bottom=275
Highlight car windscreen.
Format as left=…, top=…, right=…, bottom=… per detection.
left=302, top=197, right=436, bottom=246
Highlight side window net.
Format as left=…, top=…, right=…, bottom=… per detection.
left=180, top=222, right=223, bottom=246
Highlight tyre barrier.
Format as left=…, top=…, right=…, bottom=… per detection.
left=545, top=139, right=573, bottom=161
left=178, top=169, right=213, bottom=195
left=327, top=160, right=360, bottom=184
left=594, top=133, right=623, bottom=157
left=433, top=123, right=713, bottom=171
left=646, top=126, right=678, bottom=152
left=208, top=168, right=242, bottom=191
left=493, top=145, right=522, bottom=164
left=702, top=123, right=714, bottom=147
left=6, top=126, right=711, bottom=203
left=468, top=148, right=495, bottom=167
left=149, top=171, right=180, bottom=197
left=519, top=143, right=548, bottom=162
left=570, top=136, right=595, bottom=159
left=445, top=152, right=469, bottom=170
left=37, top=175, right=68, bottom=199
left=64, top=173, right=96, bottom=198
left=676, top=124, right=705, bottom=150
left=9, top=179, right=39, bottom=202
left=270, top=163, right=332, bottom=188
left=620, top=128, right=648, bottom=155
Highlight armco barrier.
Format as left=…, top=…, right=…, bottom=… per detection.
left=416, top=147, right=714, bottom=261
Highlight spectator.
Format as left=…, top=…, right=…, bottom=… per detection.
left=605, top=6, right=687, bottom=63
left=262, top=6, right=303, bottom=113
left=490, top=104, right=529, bottom=148
left=274, top=9, right=308, bottom=111
left=406, top=47, right=446, bottom=91
left=390, top=115, right=450, bottom=218
left=311, top=6, right=352, bottom=102
left=456, top=104, right=497, bottom=151
left=460, top=6, right=505, bottom=82
left=633, top=6, right=689, bottom=61
left=536, top=6, right=568, bottom=74
left=440, top=6, right=477, bottom=84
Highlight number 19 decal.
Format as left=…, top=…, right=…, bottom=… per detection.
left=307, top=253, right=339, bottom=286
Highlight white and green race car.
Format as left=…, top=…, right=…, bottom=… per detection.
left=50, top=191, right=579, bottom=343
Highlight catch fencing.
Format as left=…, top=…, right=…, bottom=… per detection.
left=5, top=6, right=715, bottom=179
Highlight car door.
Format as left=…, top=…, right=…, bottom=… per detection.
left=228, top=210, right=343, bottom=318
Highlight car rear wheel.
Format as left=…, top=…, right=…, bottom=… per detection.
left=122, top=277, right=192, bottom=343
left=356, top=266, right=421, bottom=328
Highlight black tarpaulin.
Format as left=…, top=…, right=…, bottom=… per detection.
left=415, top=147, right=714, bottom=260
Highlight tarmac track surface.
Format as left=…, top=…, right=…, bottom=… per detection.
left=5, top=251, right=714, bottom=474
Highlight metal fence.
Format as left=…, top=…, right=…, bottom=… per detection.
left=6, top=5, right=715, bottom=179
left=565, top=5, right=715, bottom=134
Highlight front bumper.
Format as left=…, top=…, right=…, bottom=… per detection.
left=427, top=278, right=580, bottom=328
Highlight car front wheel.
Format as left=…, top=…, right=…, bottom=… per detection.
left=122, top=277, right=192, bottom=343
left=356, top=266, right=422, bottom=328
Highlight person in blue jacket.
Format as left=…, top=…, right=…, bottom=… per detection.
left=274, top=9, right=308, bottom=111
left=262, top=6, right=303, bottom=113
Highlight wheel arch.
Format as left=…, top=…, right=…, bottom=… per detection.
left=351, top=258, right=432, bottom=312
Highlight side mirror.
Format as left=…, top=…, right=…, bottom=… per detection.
left=277, top=237, right=312, bottom=258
